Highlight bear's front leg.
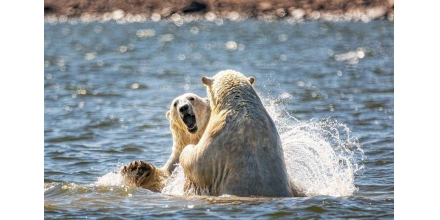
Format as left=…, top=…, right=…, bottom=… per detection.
left=120, top=160, right=167, bottom=192
left=162, top=146, right=185, bottom=176
left=179, top=144, right=204, bottom=194
left=179, top=144, right=196, bottom=175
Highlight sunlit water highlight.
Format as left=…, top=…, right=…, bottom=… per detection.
left=94, top=95, right=364, bottom=198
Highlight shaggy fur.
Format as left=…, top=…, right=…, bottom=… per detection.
left=179, top=70, right=293, bottom=197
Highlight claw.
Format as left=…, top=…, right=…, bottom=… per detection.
left=120, top=160, right=155, bottom=188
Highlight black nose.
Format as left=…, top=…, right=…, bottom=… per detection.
left=179, top=104, right=189, bottom=113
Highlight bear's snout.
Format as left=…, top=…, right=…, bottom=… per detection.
left=178, top=103, right=198, bottom=134
left=179, top=104, right=190, bottom=113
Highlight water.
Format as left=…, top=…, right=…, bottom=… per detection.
left=44, top=18, right=393, bottom=218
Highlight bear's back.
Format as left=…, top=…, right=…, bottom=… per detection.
left=204, top=102, right=292, bottom=197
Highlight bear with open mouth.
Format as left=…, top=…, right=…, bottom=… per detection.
left=120, top=93, right=211, bottom=191
left=121, top=70, right=306, bottom=197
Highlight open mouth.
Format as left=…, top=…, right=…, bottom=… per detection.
left=182, top=113, right=198, bottom=134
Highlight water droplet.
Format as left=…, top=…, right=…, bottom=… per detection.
left=112, top=9, right=124, bottom=20
left=136, top=29, right=155, bottom=38
left=84, top=52, right=97, bottom=60
left=178, top=54, right=186, bottom=60
left=77, top=88, right=87, bottom=95
left=151, top=13, right=161, bottom=22
left=190, top=26, right=199, bottom=35
left=227, top=11, right=239, bottom=21
left=279, top=92, right=292, bottom=99
left=158, top=34, right=174, bottom=42
left=119, top=46, right=127, bottom=53
left=215, top=18, right=224, bottom=26
left=131, top=83, right=140, bottom=89
left=205, top=12, right=216, bottom=21
left=225, top=41, right=238, bottom=50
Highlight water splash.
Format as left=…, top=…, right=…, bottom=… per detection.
left=162, top=165, right=186, bottom=196
left=263, top=95, right=364, bottom=197
left=95, top=172, right=124, bottom=186
left=95, top=94, right=364, bottom=197
left=94, top=163, right=125, bottom=186
left=282, top=119, right=362, bottom=196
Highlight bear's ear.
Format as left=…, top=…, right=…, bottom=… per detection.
left=248, top=76, right=255, bottom=85
left=201, top=76, right=213, bottom=86
left=166, top=111, right=171, bottom=121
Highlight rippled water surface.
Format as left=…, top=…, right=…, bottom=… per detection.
left=44, top=18, right=393, bottom=219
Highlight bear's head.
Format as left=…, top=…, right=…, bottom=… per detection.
left=201, top=70, right=255, bottom=109
left=166, top=93, right=210, bottom=135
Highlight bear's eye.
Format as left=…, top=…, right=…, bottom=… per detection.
left=188, top=97, right=195, bottom=101
left=173, top=101, right=178, bottom=108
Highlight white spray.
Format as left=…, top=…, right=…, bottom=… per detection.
left=263, top=95, right=364, bottom=197
left=96, top=94, right=364, bottom=197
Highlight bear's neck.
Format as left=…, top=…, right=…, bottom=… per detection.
left=172, top=126, right=203, bottom=147
left=212, top=88, right=263, bottom=114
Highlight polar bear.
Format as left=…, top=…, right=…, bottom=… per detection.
left=179, top=70, right=293, bottom=197
left=120, top=93, right=211, bottom=191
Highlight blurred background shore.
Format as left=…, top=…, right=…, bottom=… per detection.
left=44, top=0, right=394, bottom=21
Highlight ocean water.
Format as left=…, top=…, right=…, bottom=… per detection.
left=44, top=18, right=393, bottom=219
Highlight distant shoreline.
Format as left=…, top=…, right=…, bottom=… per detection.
left=44, top=0, right=394, bottom=22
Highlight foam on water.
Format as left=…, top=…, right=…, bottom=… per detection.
left=95, top=94, right=364, bottom=197
left=95, top=172, right=124, bottom=186
left=94, top=164, right=125, bottom=186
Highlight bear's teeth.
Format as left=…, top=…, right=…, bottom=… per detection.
left=188, top=124, right=196, bottom=129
